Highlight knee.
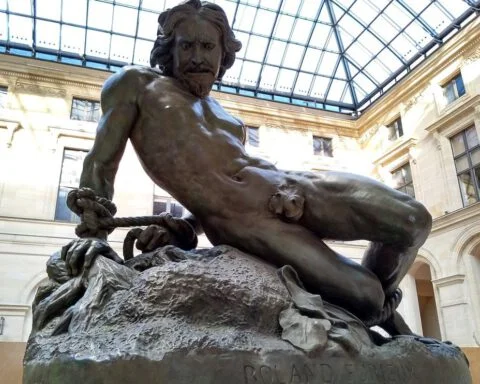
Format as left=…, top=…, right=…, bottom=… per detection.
left=405, top=200, right=432, bottom=247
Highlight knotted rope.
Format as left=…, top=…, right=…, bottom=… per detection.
left=66, top=188, right=197, bottom=258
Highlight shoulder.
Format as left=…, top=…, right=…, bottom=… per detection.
left=101, top=66, right=177, bottom=105
left=102, top=66, right=156, bottom=94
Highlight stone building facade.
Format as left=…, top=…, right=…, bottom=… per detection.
left=1, top=16, right=480, bottom=382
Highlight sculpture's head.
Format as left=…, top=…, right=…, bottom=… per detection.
left=150, top=0, right=242, bottom=97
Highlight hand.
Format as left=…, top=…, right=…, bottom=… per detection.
left=135, top=214, right=197, bottom=253
left=61, top=238, right=123, bottom=276
left=135, top=224, right=173, bottom=253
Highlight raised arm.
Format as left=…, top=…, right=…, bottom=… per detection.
left=80, top=67, right=148, bottom=200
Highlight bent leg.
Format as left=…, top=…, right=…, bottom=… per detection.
left=275, top=170, right=432, bottom=297
left=211, top=217, right=385, bottom=322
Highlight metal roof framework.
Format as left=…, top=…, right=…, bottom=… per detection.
left=0, top=0, right=479, bottom=114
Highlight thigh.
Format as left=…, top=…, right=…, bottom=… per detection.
left=288, top=170, right=418, bottom=242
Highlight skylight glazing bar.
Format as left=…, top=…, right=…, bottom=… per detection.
left=395, top=0, right=441, bottom=43
left=288, top=0, right=324, bottom=98
left=272, top=0, right=303, bottom=94
left=254, top=0, right=284, bottom=91
left=463, top=0, right=480, bottom=10
left=355, top=5, right=479, bottom=108
left=331, top=0, right=405, bottom=65
left=324, top=0, right=357, bottom=107
left=130, top=1, right=142, bottom=66
left=1, top=0, right=479, bottom=113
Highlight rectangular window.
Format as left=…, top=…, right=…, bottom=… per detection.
left=0, top=86, right=7, bottom=109
left=313, top=136, right=333, bottom=157
left=70, top=98, right=101, bottom=122
left=246, top=126, right=259, bottom=147
left=443, top=73, right=466, bottom=104
left=450, top=126, right=480, bottom=206
left=392, top=163, right=415, bottom=198
left=153, top=185, right=185, bottom=218
left=55, top=149, right=88, bottom=222
left=387, top=117, right=403, bottom=141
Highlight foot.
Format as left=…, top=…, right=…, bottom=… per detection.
left=365, top=289, right=414, bottom=335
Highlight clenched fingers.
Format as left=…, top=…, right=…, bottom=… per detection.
left=66, top=240, right=90, bottom=276
left=136, top=225, right=171, bottom=252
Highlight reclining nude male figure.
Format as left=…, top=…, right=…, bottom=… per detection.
left=58, top=0, right=432, bottom=335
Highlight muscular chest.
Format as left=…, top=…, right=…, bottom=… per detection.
left=140, top=84, right=244, bottom=142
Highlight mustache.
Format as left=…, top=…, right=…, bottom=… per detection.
left=185, top=65, right=215, bottom=75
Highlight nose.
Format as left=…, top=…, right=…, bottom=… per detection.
left=191, top=44, right=203, bottom=66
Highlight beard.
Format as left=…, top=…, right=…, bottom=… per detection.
left=177, top=72, right=215, bottom=98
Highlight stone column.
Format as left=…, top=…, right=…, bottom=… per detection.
left=398, top=273, right=423, bottom=335
left=432, top=274, right=475, bottom=346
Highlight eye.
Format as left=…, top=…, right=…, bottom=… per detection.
left=180, top=42, right=192, bottom=50
left=203, top=42, right=215, bottom=50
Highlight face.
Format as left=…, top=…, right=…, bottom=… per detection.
left=172, top=17, right=223, bottom=97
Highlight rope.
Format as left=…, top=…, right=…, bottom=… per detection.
left=66, top=187, right=197, bottom=252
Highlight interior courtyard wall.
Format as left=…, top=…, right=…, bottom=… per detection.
left=0, top=18, right=479, bottom=355
left=357, top=18, right=480, bottom=347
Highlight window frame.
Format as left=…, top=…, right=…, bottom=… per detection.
left=153, top=185, right=185, bottom=218
left=386, top=116, right=404, bottom=141
left=312, top=136, right=333, bottom=157
left=54, top=147, right=89, bottom=222
left=391, top=162, right=415, bottom=199
left=442, top=72, right=466, bottom=105
left=246, top=126, right=260, bottom=147
left=70, top=97, right=101, bottom=122
left=450, top=126, right=480, bottom=207
left=0, top=86, right=8, bottom=109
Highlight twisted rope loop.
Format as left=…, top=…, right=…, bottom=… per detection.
left=66, top=187, right=197, bottom=249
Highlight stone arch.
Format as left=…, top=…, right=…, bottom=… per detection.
left=402, top=254, right=442, bottom=339
left=20, top=271, right=48, bottom=341
left=452, top=224, right=480, bottom=343
left=21, top=271, right=49, bottom=304
left=452, top=223, right=480, bottom=273
left=414, top=247, right=442, bottom=280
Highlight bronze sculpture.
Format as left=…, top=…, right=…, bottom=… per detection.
left=24, top=3, right=474, bottom=383
left=52, top=0, right=432, bottom=334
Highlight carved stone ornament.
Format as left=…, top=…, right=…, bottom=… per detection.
left=14, top=80, right=66, bottom=97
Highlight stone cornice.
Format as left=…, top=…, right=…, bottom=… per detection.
left=431, top=201, right=480, bottom=233
left=372, top=137, right=418, bottom=167
left=0, top=69, right=102, bottom=91
left=432, top=274, right=465, bottom=287
left=0, top=304, right=30, bottom=314
left=212, top=93, right=357, bottom=136
left=425, top=94, right=480, bottom=133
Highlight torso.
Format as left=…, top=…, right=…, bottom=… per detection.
left=127, top=68, right=277, bottom=223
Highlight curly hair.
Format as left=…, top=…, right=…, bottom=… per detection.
left=150, top=0, right=242, bottom=80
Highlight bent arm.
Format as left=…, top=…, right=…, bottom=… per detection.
left=80, top=67, right=145, bottom=200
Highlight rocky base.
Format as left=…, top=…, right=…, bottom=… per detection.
left=24, top=245, right=471, bottom=384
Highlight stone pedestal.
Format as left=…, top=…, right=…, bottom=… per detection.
left=24, top=246, right=472, bottom=384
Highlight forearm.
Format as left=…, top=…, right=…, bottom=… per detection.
left=79, top=153, right=118, bottom=200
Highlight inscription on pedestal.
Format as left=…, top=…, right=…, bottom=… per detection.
left=243, top=361, right=418, bottom=384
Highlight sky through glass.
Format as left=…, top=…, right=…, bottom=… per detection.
left=0, top=0, right=478, bottom=113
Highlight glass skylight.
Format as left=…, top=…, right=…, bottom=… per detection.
left=0, top=0, right=478, bottom=113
